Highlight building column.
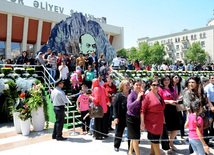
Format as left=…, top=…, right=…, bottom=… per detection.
left=5, top=13, right=12, bottom=59
left=34, top=20, right=43, bottom=54
left=20, top=17, right=29, bottom=52
left=107, top=34, right=110, bottom=40
left=51, top=22, right=56, bottom=30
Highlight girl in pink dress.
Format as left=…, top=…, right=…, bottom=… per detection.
left=185, top=100, right=209, bottom=155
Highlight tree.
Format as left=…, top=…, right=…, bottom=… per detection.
left=117, top=48, right=128, bottom=59
left=138, top=42, right=151, bottom=65
left=128, top=47, right=138, bottom=61
left=149, top=42, right=166, bottom=65
left=185, top=42, right=208, bottom=63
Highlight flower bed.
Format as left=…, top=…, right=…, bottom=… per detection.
left=115, top=70, right=212, bottom=81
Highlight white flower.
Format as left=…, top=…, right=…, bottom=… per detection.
left=5, top=84, right=9, bottom=90
left=23, top=73, right=30, bottom=77
left=0, top=74, right=4, bottom=78
left=32, top=74, right=38, bottom=77
left=16, top=77, right=33, bottom=93
left=0, top=79, right=6, bottom=95
left=2, top=78, right=13, bottom=83
left=14, top=67, right=25, bottom=71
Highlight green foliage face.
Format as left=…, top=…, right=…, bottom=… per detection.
left=185, top=42, right=208, bottom=63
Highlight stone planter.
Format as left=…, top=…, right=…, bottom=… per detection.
left=20, top=118, right=31, bottom=136
left=31, top=105, right=45, bottom=131
left=13, top=112, right=22, bottom=134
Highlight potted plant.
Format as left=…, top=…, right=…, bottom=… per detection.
left=11, top=92, right=27, bottom=134
left=14, top=68, right=25, bottom=77
left=17, top=103, right=32, bottom=136
left=26, top=68, right=35, bottom=76
left=28, top=83, right=45, bottom=131
left=1, top=68, right=12, bottom=77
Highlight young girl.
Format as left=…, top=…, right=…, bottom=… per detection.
left=76, top=89, right=92, bottom=134
left=185, top=100, right=210, bottom=155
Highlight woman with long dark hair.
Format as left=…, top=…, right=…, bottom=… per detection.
left=16, top=51, right=28, bottom=64
left=134, top=59, right=140, bottom=71
left=158, top=75, right=180, bottom=153
left=183, top=75, right=213, bottom=153
left=172, top=74, right=186, bottom=138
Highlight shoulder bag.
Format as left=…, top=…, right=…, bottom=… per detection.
left=89, top=104, right=104, bottom=118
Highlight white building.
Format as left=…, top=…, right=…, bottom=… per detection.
left=0, top=0, right=124, bottom=59
left=137, top=17, right=214, bottom=63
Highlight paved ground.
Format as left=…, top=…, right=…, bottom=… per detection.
left=0, top=122, right=214, bottom=155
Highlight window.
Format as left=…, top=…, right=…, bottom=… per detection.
left=181, top=53, right=183, bottom=58
left=169, top=54, right=172, bottom=58
left=163, top=40, right=165, bottom=44
left=186, top=36, right=188, bottom=40
left=191, top=35, right=194, bottom=40
left=200, top=33, right=202, bottom=38
left=194, top=34, right=197, bottom=39
left=184, top=44, right=188, bottom=49
left=0, top=41, right=5, bottom=59
left=183, top=36, right=185, bottom=40
left=178, top=37, right=180, bottom=42
left=176, top=53, right=180, bottom=57
left=175, top=38, right=177, bottom=42
left=176, top=45, right=179, bottom=49
left=203, top=32, right=206, bottom=38
left=11, top=42, right=21, bottom=59
left=201, top=41, right=205, bottom=47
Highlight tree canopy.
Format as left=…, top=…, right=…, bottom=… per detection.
left=185, top=42, right=208, bottom=63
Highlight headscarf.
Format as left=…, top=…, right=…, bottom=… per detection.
left=36, top=52, right=45, bottom=65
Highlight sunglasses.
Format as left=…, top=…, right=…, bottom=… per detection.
left=152, top=84, right=160, bottom=87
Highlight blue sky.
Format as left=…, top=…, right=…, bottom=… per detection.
left=17, top=0, right=214, bottom=48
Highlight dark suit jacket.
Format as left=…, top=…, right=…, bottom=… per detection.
left=89, top=56, right=98, bottom=66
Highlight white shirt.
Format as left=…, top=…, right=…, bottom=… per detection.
left=204, top=83, right=214, bottom=102
left=112, top=58, right=121, bottom=67
left=51, top=87, right=68, bottom=106
left=58, top=65, right=69, bottom=80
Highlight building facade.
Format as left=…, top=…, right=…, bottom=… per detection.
left=0, top=0, right=124, bottom=59
left=137, top=20, right=214, bottom=63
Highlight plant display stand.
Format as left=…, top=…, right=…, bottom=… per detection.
left=31, top=106, right=45, bottom=131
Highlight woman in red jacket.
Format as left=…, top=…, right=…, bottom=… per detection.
left=91, top=79, right=110, bottom=140
left=141, top=79, right=165, bottom=155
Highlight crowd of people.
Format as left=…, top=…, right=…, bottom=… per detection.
left=111, top=56, right=214, bottom=71
left=51, top=56, right=214, bottom=155
left=2, top=50, right=214, bottom=155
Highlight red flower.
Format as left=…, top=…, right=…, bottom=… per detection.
left=20, top=93, right=26, bottom=98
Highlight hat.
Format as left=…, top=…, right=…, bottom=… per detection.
left=48, top=48, right=51, bottom=50
left=79, top=52, right=83, bottom=54
left=76, top=70, right=81, bottom=74
left=38, top=52, right=43, bottom=55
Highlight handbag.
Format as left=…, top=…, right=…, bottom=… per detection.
left=161, top=124, right=170, bottom=150
left=176, top=104, right=186, bottom=111
left=89, top=105, right=104, bottom=118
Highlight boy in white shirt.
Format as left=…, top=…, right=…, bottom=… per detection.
left=58, top=60, right=69, bottom=94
